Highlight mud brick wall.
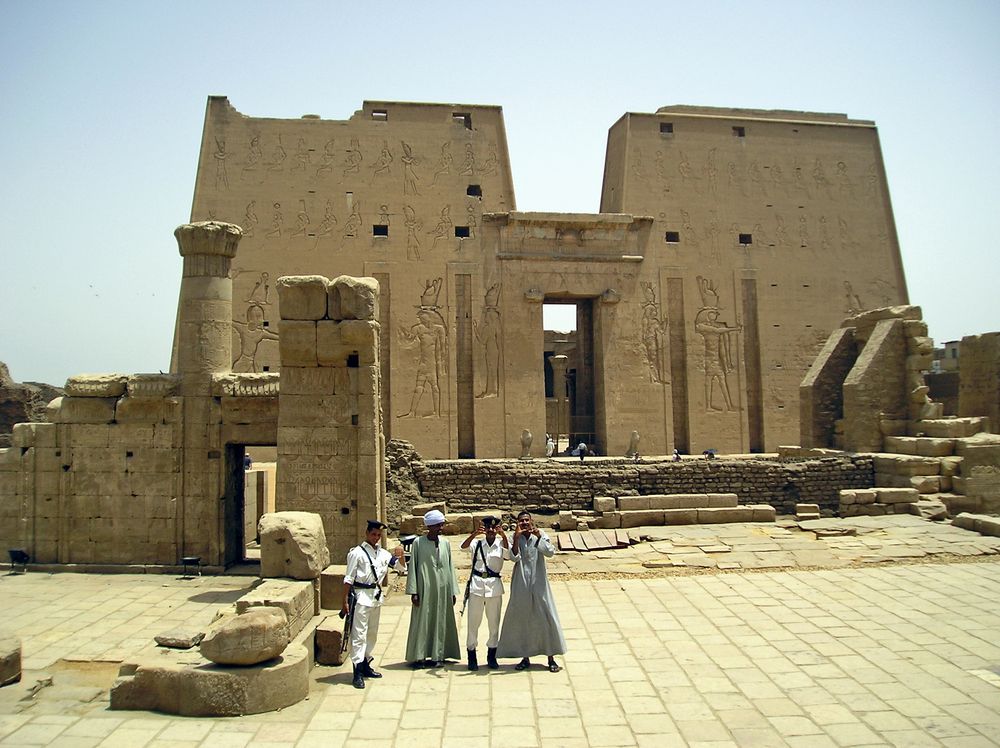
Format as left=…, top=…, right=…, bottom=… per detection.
left=413, top=456, right=874, bottom=515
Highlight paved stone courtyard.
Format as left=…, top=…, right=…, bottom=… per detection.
left=2, top=518, right=1000, bottom=747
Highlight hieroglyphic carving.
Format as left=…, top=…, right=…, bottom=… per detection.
left=695, top=276, right=740, bottom=412
left=343, top=201, right=362, bottom=238
left=401, top=141, right=420, bottom=195
left=843, top=281, right=864, bottom=315
left=770, top=162, right=788, bottom=196
left=265, top=202, right=283, bottom=239
left=799, top=215, right=809, bottom=247
left=838, top=216, right=860, bottom=253
left=464, top=205, right=477, bottom=240
left=291, top=200, right=310, bottom=238
left=681, top=209, right=699, bottom=247
left=245, top=272, right=271, bottom=305
left=474, top=282, right=501, bottom=398
left=773, top=214, right=789, bottom=247
left=727, top=161, right=746, bottom=196
left=343, top=138, right=362, bottom=176
left=819, top=215, right=832, bottom=250
left=427, top=205, right=452, bottom=250
left=431, top=142, right=453, bottom=184
left=631, top=147, right=645, bottom=179
left=836, top=161, right=854, bottom=199
left=704, top=211, right=721, bottom=264
left=703, top=148, right=718, bottom=194
left=291, top=137, right=310, bottom=173
left=480, top=143, right=499, bottom=176
left=812, top=158, right=833, bottom=199
left=316, top=137, right=336, bottom=178
left=265, top=137, right=286, bottom=178
left=314, top=200, right=338, bottom=245
left=378, top=204, right=391, bottom=226
left=640, top=281, right=669, bottom=384
left=792, top=160, right=811, bottom=198
left=403, top=205, right=422, bottom=260
left=242, top=200, right=259, bottom=238
left=240, top=135, right=263, bottom=181
left=372, top=140, right=393, bottom=177
left=748, top=161, right=766, bottom=197
left=233, top=303, right=279, bottom=373
left=677, top=151, right=697, bottom=191
left=398, top=279, right=447, bottom=418
left=213, top=136, right=229, bottom=191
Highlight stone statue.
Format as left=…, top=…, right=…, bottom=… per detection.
left=519, top=429, right=532, bottom=460
left=625, top=431, right=640, bottom=459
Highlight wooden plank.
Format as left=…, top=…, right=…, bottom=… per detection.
left=592, top=530, right=615, bottom=550
left=615, top=529, right=631, bottom=547
left=568, top=531, right=586, bottom=552
left=557, top=532, right=575, bottom=551
left=578, top=531, right=595, bottom=552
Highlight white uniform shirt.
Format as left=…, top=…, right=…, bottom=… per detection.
left=345, top=541, right=394, bottom=608
left=468, top=537, right=509, bottom=598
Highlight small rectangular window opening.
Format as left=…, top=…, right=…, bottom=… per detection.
left=262, top=365, right=270, bottom=372
left=664, top=231, right=680, bottom=243
left=466, top=184, right=482, bottom=198
left=455, top=226, right=471, bottom=238
left=262, top=321, right=270, bottom=328
left=345, top=192, right=353, bottom=209
left=453, top=112, right=472, bottom=130
left=347, top=353, right=360, bottom=368
left=660, top=122, right=673, bottom=134
left=373, top=224, right=389, bottom=237
left=371, top=109, right=388, bottom=121
left=738, top=233, right=753, bottom=245
left=732, top=126, right=746, bottom=137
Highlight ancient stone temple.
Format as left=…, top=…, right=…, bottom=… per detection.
left=185, top=98, right=907, bottom=457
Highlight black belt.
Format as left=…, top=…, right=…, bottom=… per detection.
left=353, top=581, right=377, bottom=589
left=472, top=569, right=500, bottom=578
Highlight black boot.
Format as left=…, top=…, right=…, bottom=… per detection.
left=352, top=662, right=365, bottom=689
left=467, top=649, right=479, bottom=671
left=487, top=647, right=499, bottom=670
left=361, top=657, right=382, bottom=678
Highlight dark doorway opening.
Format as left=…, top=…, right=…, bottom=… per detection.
left=223, top=444, right=272, bottom=569
left=543, top=298, right=597, bottom=453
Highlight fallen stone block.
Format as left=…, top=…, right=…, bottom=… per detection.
left=0, top=633, right=21, bottom=687
left=557, top=511, right=578, bottom=531
left=920, top=418, right=987, bottom=439
left=910, top=475, right=941, bottom=494
left=258, top=512, right=330, bottom=580
left=707, top=493, right=739, bottom=508
left=443, top=513, right=473, bottom=535
left=909, top=499, right=948, bottom=521
left=875, top=487, right=920, bottom=504
left=155, top=629, right=205, bottom=650
left=592, top=513, right=622, bottom=529
left=796, top=504, right=820, bottom=519
left=315, top=616, right=345, bottom=666
left=749, top=504, right=776, bottom=522
left=872, top=454, right=940, bottom=476
left=319, top=565, right=346, bottom=611
left=952, top=512, right=977, bottom=531
left=399, top=515, right=424, bottom=535
left=411, top=501, right=446, bottom=515
left=236, top=579, right=315, bottom=639
left=65, top=374, right=128, bottom=398
left=200, top=607, right=290, bottom=666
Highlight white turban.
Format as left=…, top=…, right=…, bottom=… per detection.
left=423, top=509, right=446, bottom=526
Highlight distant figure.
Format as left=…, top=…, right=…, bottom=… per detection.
left=243, top=454, right=253, bottom=470
left=625, top=431, right=640, bottom=460
left=672, top=448, right=681, bottom=462
left=545, top=434, right=555, bottom=458
left=702, top=449, right=716, bottom=460
left=519, top=429, right=532, bottom=460
left=575, top=442, right=588, bottom=462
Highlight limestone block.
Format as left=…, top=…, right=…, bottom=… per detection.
left=921, top=418, right=987, bottom=439
left=236, top=579, right=315, bottom=639
left=618, top=495, right=650, bottom=511
left=412, top=501, right=447, bottom=514
left=315, top=321, right=355, bottom=366
left=11, top=423, right=56, bottom=448
left=914, top=438, right=955, bottom=457
left=399, top=516, right=424, bottom=535
left=796, top=503, right=820, bottom=514
left=707, top=493, right=739, bottom=508
left=315, top=617, right=345, bottom=666
left=883, top=436, right=919, bottom=455
left=663, top=508, right=697, bottom=525
left=951, top=512, right=976, bottom=531
left=902, top=319, right=929, bottom=338
left=557, top=511, right=578, bottom=531
left=443, top=513, right=474, bottom=535
left=320, top=565, right=346, bottom=610
left=278, top=321, right=318, bottom=367
left=910, top=475, right=941, bottom=494
left=875, top=487, right=920, bottom=504
left=277, top=275, right=328, bottom=321
left=697, top=507, right=752, bottom=523
left=872, top=454, right=940, bottom=476
left=328, top=276, right=379, bottom=322
left=280, top=367, right=339, bottom=396
left=259, top=512, right=331, bottom=580
left=592, top=513, right=622, bottom=529
left=200, top=608, right=290, bottom=666
left=749, top=504, right=776, bottom=522
left=126, top=373, right=181, bottom=398
left=339, top=321, right=379, bottom=365
left=955, top=434, right=1000, bottom=471
left=50, top=396, right=117, bottom=424
left=221, top=396, right=278, bottom=425
left=155, top=629, right=205, bottom=650
left=880, top=418, right=909, bottom=437
left=908, top=336, right=935, bottom=355
left=909, top=499, right=948, bottom=521
left=906, top=353, right=933, bottom=372
left=966, top=466, right=1000, bottom=513
left=976, top=516, right=1000, bottom=537
left=0, top=633, right=21, bottom=686
left=651, top=494, right=706, bottom=510
left=65, top=374, right=128, bottom=398
left=617, top=509, right=663, bottom=528
left=126, top=447, right=180, bottom=473
left=592, top=496, right=616, bottom=513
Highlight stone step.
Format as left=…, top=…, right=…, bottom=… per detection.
left=916, top=417, right=989, bottom=439
left=883, top=436, right=955, bottom=457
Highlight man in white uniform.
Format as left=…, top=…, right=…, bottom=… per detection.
left=342, top=520, right=405, bottom=689
left=460, top=515, right=509, bottom=671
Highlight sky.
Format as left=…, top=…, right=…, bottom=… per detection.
left=1, top=1, right=998, bottom=386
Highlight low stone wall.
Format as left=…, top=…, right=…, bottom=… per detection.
left=412, top=456, right=874, bottom=515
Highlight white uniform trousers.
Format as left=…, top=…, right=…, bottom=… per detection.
left=350, top=603, right=381, bottom=665
left=466, top=593, right=502, bottom=650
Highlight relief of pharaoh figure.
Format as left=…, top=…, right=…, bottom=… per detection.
left=232, top=303, right=279, bottom=372
left=695, top=276, right=740, bottom=412
left=398, top=280, right=447, bottom=418
left=475, top=282, right=502, bottom=398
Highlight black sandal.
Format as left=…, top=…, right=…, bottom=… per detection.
left=514, top=658, right=530, bottom=671
left=547, top=659, right=561, bottom=673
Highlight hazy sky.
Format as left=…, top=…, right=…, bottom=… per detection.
left=2, top=1, right=998, bottom=385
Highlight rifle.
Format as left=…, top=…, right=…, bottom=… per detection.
left=339, top=587, right=357, bottom=653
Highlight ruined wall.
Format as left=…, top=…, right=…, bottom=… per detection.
left=959, top=332, right=1000, bottom=432
left=799, top=327, right=857, bottom=448
left=414, top=456, right=872, bottom=515
left=275, top=274, right=384, bottom=563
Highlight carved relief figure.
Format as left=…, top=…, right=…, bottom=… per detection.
left=695, top=276, right=740, bottom=412
left=819, top=215, right=832, bottom=251
left=799, top=215, right=809, bottom=247
left=792, top=161, right=811, bottom=198
left=864, top=163, right=879, bottom=197
left=464, top=205, right=477, bottom=240
left=427, top=205, right=452, bottom=250
left=836, top=161, right=854, bottom=199
left=372, top=140, right=393, bottom=176
left=655, top=151, right=672, bottom=191
left=844, top=281, right=864, bottom=315
left=459, top=143, right=475, bottom=176
left=677, top=151, right=698, bottom=190
left=727, top=161, right=746, bottom=196
left=245, top=272, right=271, bottom=305
left=704, top=211, right=721, bottom=264
left=233, top=303, right=279, bottom=372
left=343, top=138, right=362, bottom=175
left=480, top=143, right=499, bottom=175
left=378, top=204, right=391, bottom=226
left=703, top=148, right=718, bottom=194
left=291, top=200, right=310, bottom=238
left=774, top=214, right=789, bottom=247
left=838, top=216, right=859, bottom=252
left=343, top=202, right=362, bottom=238
left=404, top=205, right=422, bottom=260
left=748, top=161, right=766, bottom=197
left=314, top=200, right=338, bottom=243
left=213, top=136, right=229, bottom=191
left=316, top=137, right=336, bottom=178
left=640, top=281, right=669, bottom=384
left=681, top=209, right=699, bottom=247
left=431, top=142, right=453, bottom=183
left=770, top=162, right=788, bottom=196
left=398, top=279, right=447, bottom=418
left=265, top=202, right=283, bottom=239
left=265, top=137, right=287, bottom=177
left=240, top=135, right=263, bottom=181
left=401, top=141, right=420, bottom=195
left=242, top=200, right=259, bottom=238
left=291, top=137, right=310, bottom=172
left=631, top=148, right=645, bottom=179
left=475, top=282, right=502, bottom=398
left=812, top=158, right=833, bottom=199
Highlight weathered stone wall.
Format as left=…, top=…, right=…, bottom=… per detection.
left=799, top=327, right=856, bottom=448
left=842, top=318, right=907, bottom=452
left=959, top=332, right=1000, bottom=433
left=0, top=362, right=62, bottom=448
left=413, top=456, right=873, bottom=515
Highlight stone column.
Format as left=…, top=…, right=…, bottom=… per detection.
left=551, top=355, right=568, bottom=453
left=174, top=222, right=242, bottom=565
